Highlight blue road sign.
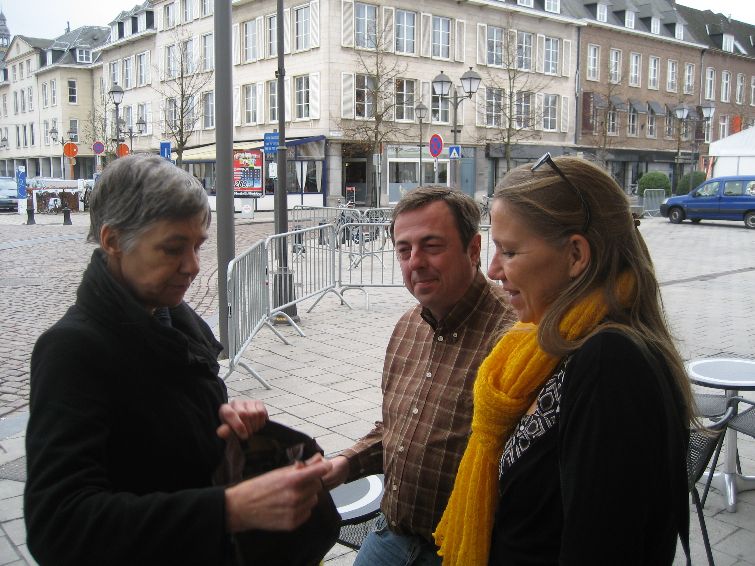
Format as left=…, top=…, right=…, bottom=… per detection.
left=264, top=132, right=280, bottom=155
left=448, top=145, right=462, bottom=160
left=16, top=167, right=27, bottom=199
left=429, top=133, right=444, bottom=158
left=160, top=141, right=172, bottom=160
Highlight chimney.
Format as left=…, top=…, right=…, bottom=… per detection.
left=65, top=21, right=70, bottom=34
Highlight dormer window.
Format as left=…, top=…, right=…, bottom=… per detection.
left=46, top=51, right=53, bottom=65
left=544, top=0, right=560, bottom=13
left=651, top=17, right=660, bottom=34
left=517, top=0, right=534, bottom=8
left=76, top=49, right=92, bottom=63
left=597, top=3, right=608, bottom=23
left=722, top=34, right=734, bottom=52
left=625, top=11, right=635, bottom=29
left=675, top=23, right=684, bottom=40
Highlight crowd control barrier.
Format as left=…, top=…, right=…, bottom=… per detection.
left=643, top=189, right=666, bottom=217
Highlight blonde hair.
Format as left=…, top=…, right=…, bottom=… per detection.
left=494, top=156, right=693, bottom=423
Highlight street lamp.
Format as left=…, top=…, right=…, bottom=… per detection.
left=432, top=67, right=482, bottom=188
left=673, top=104, right=690, bottom=194
left=693, top=101, right=716, bottom=175
left=108, top=83, right=125, bottom=158
left=415, top=101, right=428, bottom=186
left=0, top=136, right=7, bottom=149
left=118, top=117, right=146, bottom=153
left=49, top=125, right=76, bottom=180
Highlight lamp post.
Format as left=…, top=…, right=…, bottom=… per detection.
left=49, top=125, right=76, bottom=180
left=673, top=104, right=689, bottom=194
left=118, top=116, right=146, bottom=154
left=674, top=102, right=716, bottom=191
left=695, top=101, right=716, bottom=175
left=415, top=101, right=428, bottom=187
left=108, top=83, right=125, bottom=158
left=431, top=67, right=482, bottom=189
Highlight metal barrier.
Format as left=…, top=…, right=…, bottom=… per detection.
left=289, top=205, right=362, bottom=228
left=642, top=189, right=666, bottom=217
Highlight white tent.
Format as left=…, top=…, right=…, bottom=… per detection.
left=709, top=127, right=755, bottom=177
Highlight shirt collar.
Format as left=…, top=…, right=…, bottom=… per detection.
left=420, top=271, right=489, bottom=332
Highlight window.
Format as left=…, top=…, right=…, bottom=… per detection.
left=267, top=15, right=277, bottom=57
left=543, top=94, right=557, bottom=131
left=395, top=10, right=416, bottom=54
left=667, top=60, right=677, bottom=92
left=587, top=44, right=599, bottom=81
left=736, top=73, right=745, bottom=104
left=50, top=80, right=57, bottom=105
left=719, top=115, right=729, bottom=139
left=665, top=113, right=674, bottom=138
left=704, top=119, right=712, bottom=143
left=201, top=0, right=212, bottom=17
left=684, top=63, right=695, bottom=94
left=629, top=52, right=641, bottom=87
left=625, top=11, right=635, bottom=29
left=123, top=105, right=133, bottom=130
left=27, top=87, right=33, bottom=111
left=244, top=84, right=258, bottom=123
left=164, top=2, right=175, bottom=28
left=544, top=37, right=559, bottom=75
left=395, top=79, right=415, bottom=121
left=515, top=91, right=532, bottom=128
left=485, top=87, right=503, bottom=127
left=244, top=20, right=258, bottom=61
left=202, top=34, right=213, bottom=71
left=182, top=39, right=194, bottom=74
left=68, top=80, right=77, bottom=103
left=648, top=56, right=659, bottom=90
left=137, top=103, right=147, bottom=133
left=432, top=16, right=451, bottom=59
left=607, top=109, right=617, bottom=135
left=77, top=49, right=92, bottom=63
left=19, top=63, right=23, bottom=80
left=487, top=26, right=503, bottom=66
left=203, top=91, right=214, bottom=127
left=722, top=34, right=734, bottom=52
left=355, top=74, right=376, bottom=118
left=166, top=44, right=177, bottom=78
left=19, top=91, right=25, bottom=113
left=69, top=119, right=79, bottom=142
left=544, top=0, right=560, bottom=13
left=355, top=3, right=377, bottom=49
left=721, top=71, right=731, bottom=102
left=647, top=109, right=657, bottom=137
left=183, top=0, right=192, bottom=23
left=609, top=49, right=621, bottom=83
left=294, top=75, right=310, bottom=119
left=651, top=17, right=660, bottom=34
left=432, top=91, right=449, bottom=123
left=268, top=80, right=277, bottom=121
left=29, top=123, right=35, bottom=146
left=43, top=120, right=49, bottom=144
left=517, top=31, right=533, bottom=71
left=705, top=68, right=715, bottom=100
left=597, top=3, right=607, bottom=22
left=517, top=0, right=533, bottom=6
left=110, top=61, right=120, bottom=87
left=166, top=98, right=178, bottom=128
left=295, top=5, right=310, bottom=51
left=42, top=83, right=49, bottom=107
left=674, top=23, right=683, bottom=40
left=627, top=107, right=638, bottom=136
left=123, top=58, right=133, bottom=88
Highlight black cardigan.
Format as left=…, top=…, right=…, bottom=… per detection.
left=25, top=250, right=233, bottom=566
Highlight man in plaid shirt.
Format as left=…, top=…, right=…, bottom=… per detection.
left=324, top=186, right=515, bottom=565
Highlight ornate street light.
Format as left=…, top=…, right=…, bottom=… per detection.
left=415, top=101, right=428, bottom=186
left=108, top=83, right=125, bottom=158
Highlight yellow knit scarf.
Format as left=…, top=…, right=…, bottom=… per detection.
left=433, top=273, right=635, bottom=566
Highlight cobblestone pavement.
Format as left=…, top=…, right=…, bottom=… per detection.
left=1, top=209, right=754, bottom=565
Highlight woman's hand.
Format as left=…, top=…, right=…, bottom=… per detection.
left=217, top=399, right=268, bottom=440
left=224, top=454, right=333, bottom=532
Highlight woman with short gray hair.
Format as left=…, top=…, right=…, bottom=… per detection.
left=25, top=155, right=331, bottom=566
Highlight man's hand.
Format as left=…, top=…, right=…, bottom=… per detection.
left=322, top=455, right=350, bottom=489
left=225, top=454, right=332, bottom=532
left=217, top=399, right=268, bottom=440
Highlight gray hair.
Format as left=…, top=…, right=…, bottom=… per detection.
left=87, top=154, right=211, bottom=251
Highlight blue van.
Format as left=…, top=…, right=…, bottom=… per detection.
left=659, top=176, right=755, bottom=229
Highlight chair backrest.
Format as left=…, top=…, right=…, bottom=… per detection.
left=686, top=407, right=734, bottom=490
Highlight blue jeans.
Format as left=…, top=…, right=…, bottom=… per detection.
left=353, top=516, right=442, bottom=566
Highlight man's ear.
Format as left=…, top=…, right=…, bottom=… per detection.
left=99, top=225, right=122, bottom=257
left=468, top=233, right=482, bottom=268
left=567, top=234, right=591, bottom=279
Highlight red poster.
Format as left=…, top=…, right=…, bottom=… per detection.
left=233, top=149, right=263, bottom=197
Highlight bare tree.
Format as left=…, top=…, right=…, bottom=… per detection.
left=582, top=52, right=626, bottom=169
left=83, top=80, right=117, bottom=162
left=338, top=14, right=410, bottom=206
left=153, top=27, right=214, bottom=166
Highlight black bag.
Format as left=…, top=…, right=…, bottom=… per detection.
left=223, top=421, right=341, bottom=566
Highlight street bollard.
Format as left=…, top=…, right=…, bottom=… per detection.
left=26, top=206, right=36, bottom=225
left=62, top=206, right=72, bottom=225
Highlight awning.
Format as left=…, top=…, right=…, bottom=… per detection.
left=629, top=99, right=648, bottom=113
left=173, top=135, right=327, bottom=162
left=610, top=95, right=628, bottom=112
left=647, top=101, right=666, bottom=116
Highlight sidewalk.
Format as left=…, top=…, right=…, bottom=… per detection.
left=1, top=212, right=754, bottom=565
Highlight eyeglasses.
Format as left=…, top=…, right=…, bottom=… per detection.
left=531, top=152, right=591, bottom=233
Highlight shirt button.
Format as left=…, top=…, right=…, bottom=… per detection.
left=398, top=445, right=405, bottom=452
left=391, top=520, right=397, bottom=527
left=392, top=484, right=398, bottom=491
left=425, top=371, right=432, bottom=378
left=437, top=336, right=444, bottom=342
left=412, top=407, right=419, bottom=415
left=452, top=332, right=458, bottom=338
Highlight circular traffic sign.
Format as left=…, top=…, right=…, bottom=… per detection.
left=63, top=142, right=78, bottom=158
left=429, top=134, right=444, bottom=158
left=92, top=141, right=105, bottom=155
left=116, top=143, right=130, bottom=157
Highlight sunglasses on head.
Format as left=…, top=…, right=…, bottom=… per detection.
left=531, top=152, right=591, bottom=233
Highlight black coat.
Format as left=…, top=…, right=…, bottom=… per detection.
left=25, top=249, right=233, bottom=566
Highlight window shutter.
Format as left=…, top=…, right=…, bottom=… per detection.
left=310, top=72, right=320, bottom=119
left=284, top=77, right=291, bottom=122
left=421, top=81, right=431, bottom=106
left=536, top=34, right=545, bottom=74
left=284, top=8, right=291, bottom=54
left=456, top=87, right=465, bottom=126
left=311, top=0, right=320, bottom=48
left=561, top=95, right=569, bottom=132
left=383, top=79, right=394, bottom=122
left=383, top=7, right=395, bottom=53
left=257, top=17, right=264, bottom=58
left=535, top=92, right=544, bottom=131
left=562, top=39, right=571, bottom=77
left=193, top=0, right=200, bottom=20
left=507, top=29, right=517, bottom=69
left=420, top=13, right=432, bottom=58
left=455, top=20, right=465, bottom=62
left=342, top=72, right=354, bottom=118
left=476, top=88, right=485, bottom=127
left=342, top=0, right=354, bottom=47
left=156, top=7, right=163, bottom=30
left=256, top=83, right=264, bottom=124
left=477, top=23, right=487, bottom=66
left=158, top=47, right=165, bottom=81
left=145, top=51, right=151, bottom=84
left=145, top=102, right=153, bottom=134
left=232, top=24, right=240, bottom=65
left=192, top=36, right=200, bottom=69
left=130, top=55, right=136, bottom=88
left=233, top=86, right=240, bottom=126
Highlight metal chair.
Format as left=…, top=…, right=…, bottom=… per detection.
left=728, top=397, right=755, bottom=440
left=694, top=392, right=729, bottom=418
left=685, top=407, right=735, bottom=566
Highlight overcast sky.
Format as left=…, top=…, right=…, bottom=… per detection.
left=2, top=0, right=754, bottom=39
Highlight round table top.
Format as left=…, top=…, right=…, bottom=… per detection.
left=330, top=474, right=384, bottom=523
left=687, top=358, right=755, bottom=390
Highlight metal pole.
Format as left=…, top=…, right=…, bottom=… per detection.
left=418, top=119, right=423, bottom=185
left=452, top=89, right=458, bottom=188
left=214, top=0, right=235, bottom=355
left=113, top=102, right=120, bottom=159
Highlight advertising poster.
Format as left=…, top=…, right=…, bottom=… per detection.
left=233, top=149, right=263, bottom=197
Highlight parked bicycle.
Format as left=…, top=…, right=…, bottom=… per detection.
left=478, top=196, right=492, bottom=224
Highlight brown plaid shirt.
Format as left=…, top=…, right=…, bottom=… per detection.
left=340, top=271, right=515, bottom=542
